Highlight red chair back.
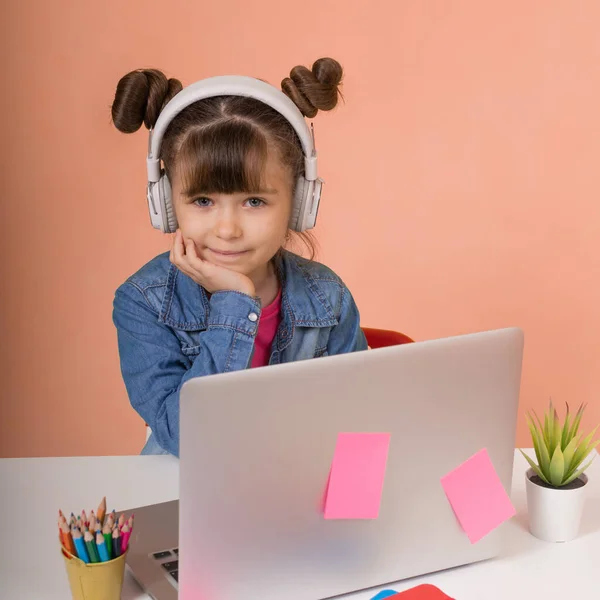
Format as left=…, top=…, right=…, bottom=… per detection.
left=362, top=327, right=414, bottom=348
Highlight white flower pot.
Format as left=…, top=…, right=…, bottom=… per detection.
left=525, top=467, right=588, bottom=542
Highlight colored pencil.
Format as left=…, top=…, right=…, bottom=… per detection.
left=118, top=514, right=126, bottom=530
left=97, top=496, right=106, bottom=525
left=112, top=527, right=122, bottom=557
left=72, top=528, right=90, bottom=563
left=58, top=517, right=66, bottom=547
left=58, top=528, right=66, bottom=548
left=89, top=514, right=96, bottom=534
left=84, top=530, right=100, bottom=563
left=81, top=510, right=88, bottom=527
left=58, top=509, right=68, bottom=540
left=121, top=524, right=132, bottom=553
left=106, top=510, right=116, bottom=530
left=96, top=530, right=110, bottom=562
left=102, top=523, right=113, bottom=559
left=60, top=522, right=76, bottom=556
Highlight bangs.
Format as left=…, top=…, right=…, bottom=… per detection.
left=175, top=119, right=269, bottom=196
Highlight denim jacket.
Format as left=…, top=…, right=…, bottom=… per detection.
left=112, top=250, right=367, bottom=457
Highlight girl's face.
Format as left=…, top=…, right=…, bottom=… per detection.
left=170, top=151, right=293, bottom=280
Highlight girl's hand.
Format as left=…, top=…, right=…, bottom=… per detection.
left=169, top=230, right=256, bottom=297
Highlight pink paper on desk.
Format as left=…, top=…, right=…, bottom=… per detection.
left=440, top=448, right=516, bottom=543
left=324, top=433, right=391, bottom=519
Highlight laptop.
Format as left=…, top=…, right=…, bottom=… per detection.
left=121, top=327, right=524, bottom=600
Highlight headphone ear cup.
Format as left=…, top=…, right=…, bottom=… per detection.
left=147, top=182, right=164, bottom=231
left=160, top=174, right=178, bottom=233
left=290, top=176, right=308, bottom=232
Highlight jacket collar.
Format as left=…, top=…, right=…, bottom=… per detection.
left=158, top=250, right=338, bottom=333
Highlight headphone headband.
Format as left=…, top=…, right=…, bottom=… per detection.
left=146, top=75, right=318, bottom=183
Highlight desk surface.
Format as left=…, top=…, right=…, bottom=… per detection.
left=1, top=450, right=598, bottom=599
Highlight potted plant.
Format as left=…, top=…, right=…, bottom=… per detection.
left=520, top=400, right=598, bottom=542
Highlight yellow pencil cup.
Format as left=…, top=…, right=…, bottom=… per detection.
left=61, top=547, right=127, bottom=600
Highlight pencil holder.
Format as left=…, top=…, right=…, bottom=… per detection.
left=61, top=546, right=127, bottom=600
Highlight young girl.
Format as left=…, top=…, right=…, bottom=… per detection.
left=111, top=57, right=367, bottom=457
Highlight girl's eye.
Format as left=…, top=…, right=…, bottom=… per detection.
left=246, top=197, right=265, bottom=208
left=193, top=197, right=213, bottom=207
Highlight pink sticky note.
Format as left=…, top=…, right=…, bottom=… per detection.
left=324, top=433, right=391, bottom=519
left=440, top=448, right=516, bottom=543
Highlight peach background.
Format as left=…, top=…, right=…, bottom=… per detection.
left=2, top=1, right=599, bottom=457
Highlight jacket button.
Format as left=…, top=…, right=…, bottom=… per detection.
left=248, top=312, right=258, bottom=322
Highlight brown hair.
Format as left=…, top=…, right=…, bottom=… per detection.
left=111, top=58, right=344, bottom=259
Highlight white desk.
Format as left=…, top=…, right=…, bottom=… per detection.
left=1, top=450, right=598, bottom=599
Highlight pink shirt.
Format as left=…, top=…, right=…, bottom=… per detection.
left=250, top=288, right=282, bottom=368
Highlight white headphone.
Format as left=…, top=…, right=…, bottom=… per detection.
left=146, top=75, right=323, bottom=234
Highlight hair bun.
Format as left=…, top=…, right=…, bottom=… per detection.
left=111, top=69, right=183, bottom=133
left=281, top=57, right=343, bottom=118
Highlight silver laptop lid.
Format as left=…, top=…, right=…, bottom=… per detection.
left=179, top=327, right=523, bottom=600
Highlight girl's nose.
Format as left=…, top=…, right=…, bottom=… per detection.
left=213, top=210, right=242, bottom=240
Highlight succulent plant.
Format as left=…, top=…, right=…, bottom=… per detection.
left=520, top=400, right=598, bottom=487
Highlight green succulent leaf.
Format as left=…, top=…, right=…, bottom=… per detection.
left=562, top=455, right=595, bottom=486
left=566, top=438, right=600, bottom=480
left=533, top=410, right=549, bottom=448
left=527, top=413, right=551, bottom=476
left=526, top=415, right=544, bottom=468
left=569, top=403, right=586, bottom=441
left=536, top=426, right=551, bottom=478
left=519, top=449, right=550, bottom=484
left=562, top=435, right=579, bottom=476
left=549, top=445, right=565, bottom=486
left=552, top=408, right=563, bottom=455
left=568, top=427, right=599, bottom=475
left=561, top=403, right=572, bottom=450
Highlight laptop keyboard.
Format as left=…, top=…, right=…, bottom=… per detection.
left=152, top=548, right=179, bottom=585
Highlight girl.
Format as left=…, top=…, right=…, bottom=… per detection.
left=111, top=57, right=367, bottom=457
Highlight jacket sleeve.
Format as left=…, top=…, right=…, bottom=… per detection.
left=112, top=283, right=260, bottom=457
left=326, top=285, right=368, bottom=355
